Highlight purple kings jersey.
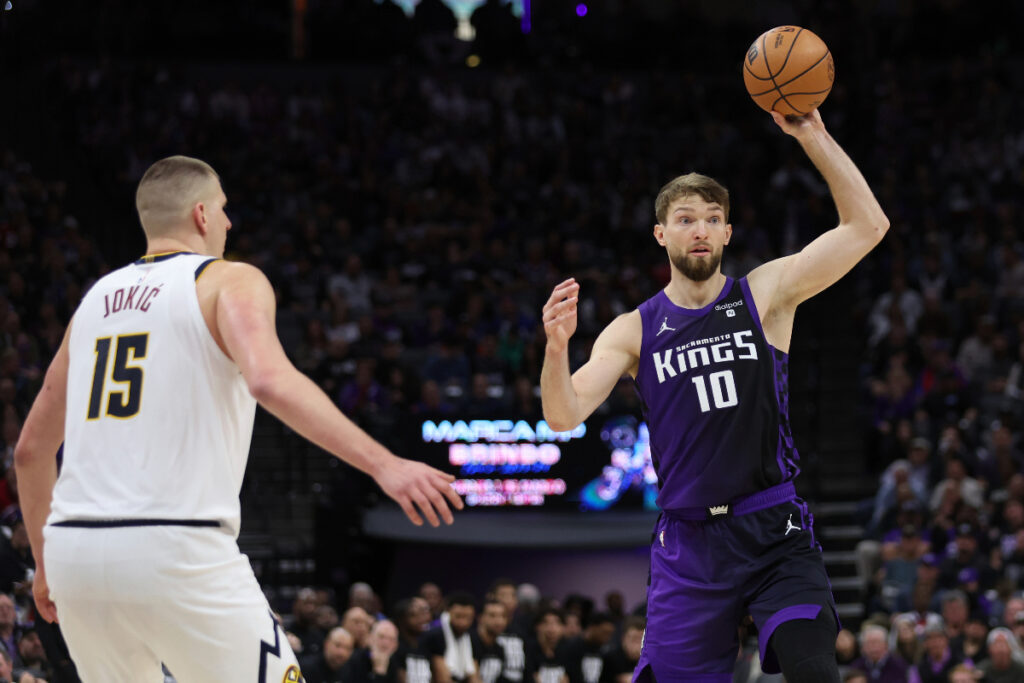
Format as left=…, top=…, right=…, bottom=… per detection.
left=633, top=277, right=799, bottom=510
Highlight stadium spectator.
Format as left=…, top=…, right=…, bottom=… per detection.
left=421, top=591, right=477, bottom=683
left=342, top=607, right=375, bottom=650
left=531, top=609, right=568, bottom=683
left=301, top=627, right=356, bottom=683
left=849, top=625, right=909, bottom=683
left=343, top=619, right=400, bottom=683
left=916, top=623, right=960, bottom=683
left=562, top=612, right=615, bottom=683
left=978, top=627, right=1024, bottom=682
left=472, top=600, right=508, bottom=683
left=599, top=617, right=643, bottom=683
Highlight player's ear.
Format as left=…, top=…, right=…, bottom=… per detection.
left=653, top=223, right=666, bottom=246
left=192, top=202, right=208, bottom=235
left=724, top=223, right=732, bottom=245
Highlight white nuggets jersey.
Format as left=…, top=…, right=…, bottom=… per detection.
left=50, top=252, right=255, bottom=536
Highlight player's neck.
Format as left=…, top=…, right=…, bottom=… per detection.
left=144, top=237, right=204, bottom=257
left=664, top=271, right=727, bottom=310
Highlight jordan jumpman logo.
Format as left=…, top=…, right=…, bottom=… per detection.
left=785, top=514, right=802, bottom=535
left=656, top=316, right=676, bottom=336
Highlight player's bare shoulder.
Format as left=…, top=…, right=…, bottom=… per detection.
left=195, top=260, right=276, bottom=356
left=745, top=256, right=796, bottom=318
left=196, top=259, right=275, bottom=306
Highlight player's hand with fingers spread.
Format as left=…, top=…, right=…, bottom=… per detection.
left=32, top=565, right=58, bottom=624
left=543, top=278, right=580, bottom=354
left=375, top=455, right=464, bottom=527
left=770, top=108, right=825, bottom=138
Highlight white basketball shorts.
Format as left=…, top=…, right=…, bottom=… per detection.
left=44, top=524, right=302, bottom=682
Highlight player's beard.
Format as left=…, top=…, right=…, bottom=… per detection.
left=671, top=248, right=722, bottom=282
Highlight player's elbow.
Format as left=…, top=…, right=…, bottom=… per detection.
left=246, top=368, right=288, bottom=405
left=874, top=213, right=891, bottom=239
left=542, top=411, right=578, bottom=434
left=13, top=436, right=39, bottom=469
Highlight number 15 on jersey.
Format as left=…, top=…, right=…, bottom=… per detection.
left=87, top=333, right=149, bottom=420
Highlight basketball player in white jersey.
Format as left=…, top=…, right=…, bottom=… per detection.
left=14, top=155, right=463, bottom=681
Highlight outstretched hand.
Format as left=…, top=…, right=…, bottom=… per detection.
left=375, top=457, right=464, bottom=527
left=770, top=109, right=825, bottom=138
left=543, top=278, right=580, bottom=353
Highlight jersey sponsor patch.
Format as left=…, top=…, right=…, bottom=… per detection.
left=282, top=664, right=304, bottom=682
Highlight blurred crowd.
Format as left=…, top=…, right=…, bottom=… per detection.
left=275, top=580, right=645, bottom=683
left=1, top=0, right=1024, bottom=681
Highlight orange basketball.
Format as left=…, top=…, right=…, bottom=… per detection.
left=742, top=26, right=834, bottom=116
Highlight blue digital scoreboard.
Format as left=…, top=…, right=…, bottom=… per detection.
left=409, top=415, right=658, bottom=510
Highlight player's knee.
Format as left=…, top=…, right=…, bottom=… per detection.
left=770, top=607, right=838, bottom=681
left=785, top=653, right=839, bottom=683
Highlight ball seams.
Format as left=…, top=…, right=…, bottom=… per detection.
left=746, top=50, right=833, bottom=98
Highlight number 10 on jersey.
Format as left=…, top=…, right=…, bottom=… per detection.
left=87, top=333, right=149, bottom=420
left=691, top=370, right=738, bottom=413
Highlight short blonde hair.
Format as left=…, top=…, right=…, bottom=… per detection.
left=654, top=173, right=730, bottom=225
left=135, top=156, right=220, bottom=236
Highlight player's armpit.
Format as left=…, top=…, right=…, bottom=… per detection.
left=568, top=311, right=641, bottom=425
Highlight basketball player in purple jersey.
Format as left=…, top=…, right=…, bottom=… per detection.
left=540, top=109, right=888, bottom=682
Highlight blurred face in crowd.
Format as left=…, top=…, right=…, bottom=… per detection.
left=943, top=599, right=968, bottom=628
left=294, top=588, right=319, bottom=624
left=955, top=532, right=978, bottom=557
left=370, top=620, right=399, bottom=658
left=324, top=627, right=355, bottom=670
left=342, top=607, right=373, bottom=648
left=479, top=603, right=509, bottom=639
left=1004, top=598, right=1024, bottom=628
left=448, top=604, right=475, bottom=637
left=925, top=631, right=948, bottom=660
left=0, top=595, right=14, bottom=630
left=564, top=613, right=582, bottom=639
left=861, top=629, right=887, bottom=663
left=622, top=627, right=644, bottom=662
left=420, top=583, right=443, bottom=616
left=317, top=606, right=340, bottom=631
left=990, top=633, right=1013, bottom=670
left=895, top=619, right=916, bottom=646
left=586, top=621, right=616, bottom=648
left=537, top=613, right=565, bottom=647
left=1007, top=501, right=1024, bottom=529
left=350, top=583, right=378, bottom=613
left=950, top=671, right=974, bottom=683
left=408, top=597, right=432, bottom=633
left=17, top=631, right=44, bottom=664
left=494, top=584, right=518, bottom=616
left=964, top=620, right=987, bottom=644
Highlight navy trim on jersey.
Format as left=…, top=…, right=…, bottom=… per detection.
left=134, top=251, right=196, bottom=265
left=51, top=518, right=220, bottom=528
left=194, top=257, right=219, bottom=280
left=257, top=610, right=282, bottom=683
